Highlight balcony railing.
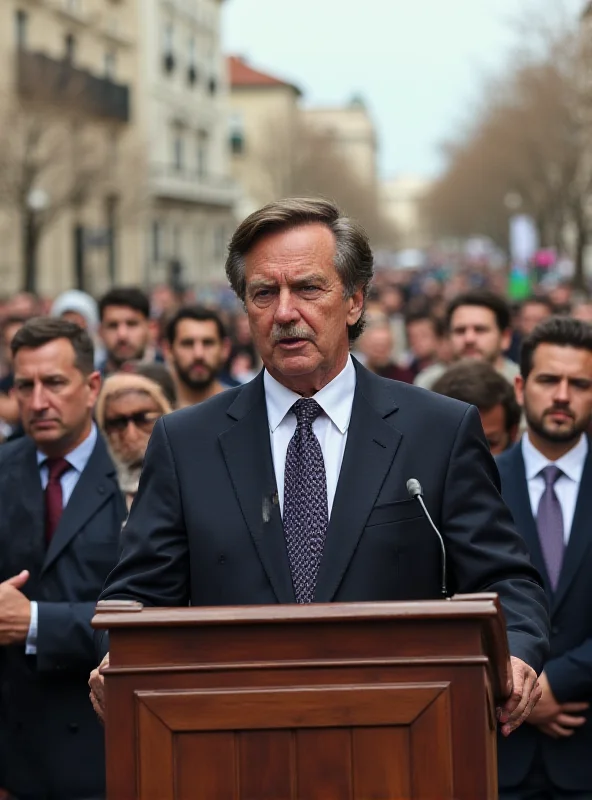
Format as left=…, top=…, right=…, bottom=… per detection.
left=17, top=49, right=130, bottom=123
left=149, top=163, right=236, bottom=207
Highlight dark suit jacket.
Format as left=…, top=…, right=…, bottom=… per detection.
left=99, top=362, right=548, bottom=673
left=0, top=433, right=127, bottom=800
left=497, top=441, right=592, bottom=792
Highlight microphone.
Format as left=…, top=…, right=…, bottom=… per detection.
left=406, top=478, right=448, bottom=598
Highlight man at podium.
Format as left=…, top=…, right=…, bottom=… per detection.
left=92, top=198, right=548, bottom=736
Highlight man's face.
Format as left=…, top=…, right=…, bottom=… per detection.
left=100, top=306, right=149, bottom=367
left=244, top=224, right=363, bottom=392
left=360, top=327, right=393, bottom=369
left=519, top=302, right=552, bottom=336
left=103, top=390, right=162, bottom=469
left=168, top=319, right=230, bottom=390
left=479, top=403, right=516, bottom=456
left=449, top=305, right=510, bottom=364
left=515, top=344, right=592, bottom=444
left=407, top=319, right=438, bottom=361
left=13, top=338, right=100, bottom=454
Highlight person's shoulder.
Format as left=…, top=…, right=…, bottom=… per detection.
left=413, top=362, right=446, bottom=389
left=359, top=366, right=470, bottom=423
left=495, top=441, right=522, bottom=475
left=162, top=382, right=250, bottom=434
left=0, top=435, right=35, bottom=467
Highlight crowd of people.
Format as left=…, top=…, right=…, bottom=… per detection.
left=0, top=195, right=591, bottom=798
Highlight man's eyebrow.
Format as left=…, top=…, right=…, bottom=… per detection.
left=247, top=279, right=275, bottom=292
left=291, top=273, right=330, bottom=286
left=247, top=273, right=329, bottom=290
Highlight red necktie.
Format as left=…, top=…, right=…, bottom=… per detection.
left=44, top=458, right=72, bottom=543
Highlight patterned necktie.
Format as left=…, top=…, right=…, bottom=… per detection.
left=536, top=465, right=565, bottom=590
left=44, top=457, right=72, bottom=543
left=283, top=398, right=328, bottom=603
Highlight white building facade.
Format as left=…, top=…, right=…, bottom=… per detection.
left=140, top=0, right=236, bottom=291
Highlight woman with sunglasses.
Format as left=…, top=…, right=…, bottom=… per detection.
left=95, top=373, right=173, bottom=511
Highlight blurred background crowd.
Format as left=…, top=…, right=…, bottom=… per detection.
left=1, top=268, right=591, bottom=463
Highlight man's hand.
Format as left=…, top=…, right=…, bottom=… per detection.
left=497, top=656, right=542, bottom=737
left=89, top=653, right=109, bottom=723
left=0, top=570, right=31, bottom=645
left=527, top=671, right=588, bottom=739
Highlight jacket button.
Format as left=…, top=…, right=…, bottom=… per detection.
left=551, top=625, right=560, bottom=635
left=68, top=722, right=79, bottom=733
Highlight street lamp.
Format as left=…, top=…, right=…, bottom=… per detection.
left=23, top=188, right=49, bottom=293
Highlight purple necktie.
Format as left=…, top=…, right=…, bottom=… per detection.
left=283, top=399, right=328, bottom=603
left=536, top=465, right=565, bottom=590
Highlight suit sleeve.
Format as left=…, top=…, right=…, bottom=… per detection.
left=36, top=601, right=102, bottom=671
left=545, top=642, right=592, bottom=702
left=442, top=405, right=550, bottom=673
left=98, top=416, right=190, bottom=609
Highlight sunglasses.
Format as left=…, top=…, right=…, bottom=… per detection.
left=103, top=411, right=161, bottom=434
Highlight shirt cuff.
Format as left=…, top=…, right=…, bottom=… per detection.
left=25, top=600, right=38, bottom=655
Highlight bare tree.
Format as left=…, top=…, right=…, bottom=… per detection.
left=254, top=114, right=398, bottom=248
left=425, top=4, right=592, bottom=286
left=0, top=54, right=146, bottom=292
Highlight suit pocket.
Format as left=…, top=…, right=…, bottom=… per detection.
left=365, top=499, right=424, bottom=528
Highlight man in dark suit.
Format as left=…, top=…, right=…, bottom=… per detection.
left=497, top=316, right=592, bottom=799
left=92, top=197, right=548, bottom=737
left=0, top=317, right=126, bottom=800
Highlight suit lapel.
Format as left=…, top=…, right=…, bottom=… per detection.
left=41, top=435, right=119, bottom=574
left=219, top=373, right=295, bottom=603
left=501, top=444, right=553, bottom=595
left=314, top=363, right=402, bottom=602
left=553, top=449, right=592, bottom=612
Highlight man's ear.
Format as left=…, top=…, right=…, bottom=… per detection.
left=88, top=371, right=102, bottom=407
left=514, top=374, right=525, bottom=408
left=346, top=288, right=364, bottom=327
left=501, top=328, right=512, bottom=353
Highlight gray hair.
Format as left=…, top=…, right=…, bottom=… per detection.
left=225, top=197, right=374, bottom=341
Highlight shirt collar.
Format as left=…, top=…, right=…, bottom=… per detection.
left=521, top=431, right=589, bottom=483
left=264, top=356, right=356, bottom=434
left=37, top=422, right=98, bottom=474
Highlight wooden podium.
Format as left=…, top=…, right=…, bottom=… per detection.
left=93, top=594, right=510, bottom=800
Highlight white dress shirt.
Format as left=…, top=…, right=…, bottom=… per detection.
left=521, top=431, right=588, bottom=545
left=27, top=424, right=98, bottom=654
left=264, top=356, right=356, bottom=519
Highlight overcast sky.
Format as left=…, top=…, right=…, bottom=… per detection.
left=222, top=0, right=586, bottom=180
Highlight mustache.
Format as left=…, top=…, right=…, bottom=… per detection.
left=271, top=324, right=315, bottom=343
left=545, top=405, right=575, bottom=419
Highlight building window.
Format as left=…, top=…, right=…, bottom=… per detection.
left=64, top=33, right=76, bottom=62
left=172, top=225, right=182, bottom=258
left=152, top=221, right=162, bottom=262
left=229, top=112, right=245, bottom=155
left=15, top=10, right=27, bottom=49
left=104, top=51, right=117, bottom=80
left=163, top=23, right=175, bottom=73
left=196, top=131, right=208, bottom=178
left=173, top=130, right=184, bottom=172
left=187, top=37, right=197, bottom=85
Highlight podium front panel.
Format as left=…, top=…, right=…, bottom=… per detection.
left=133, top=683, right=453, bottom=799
